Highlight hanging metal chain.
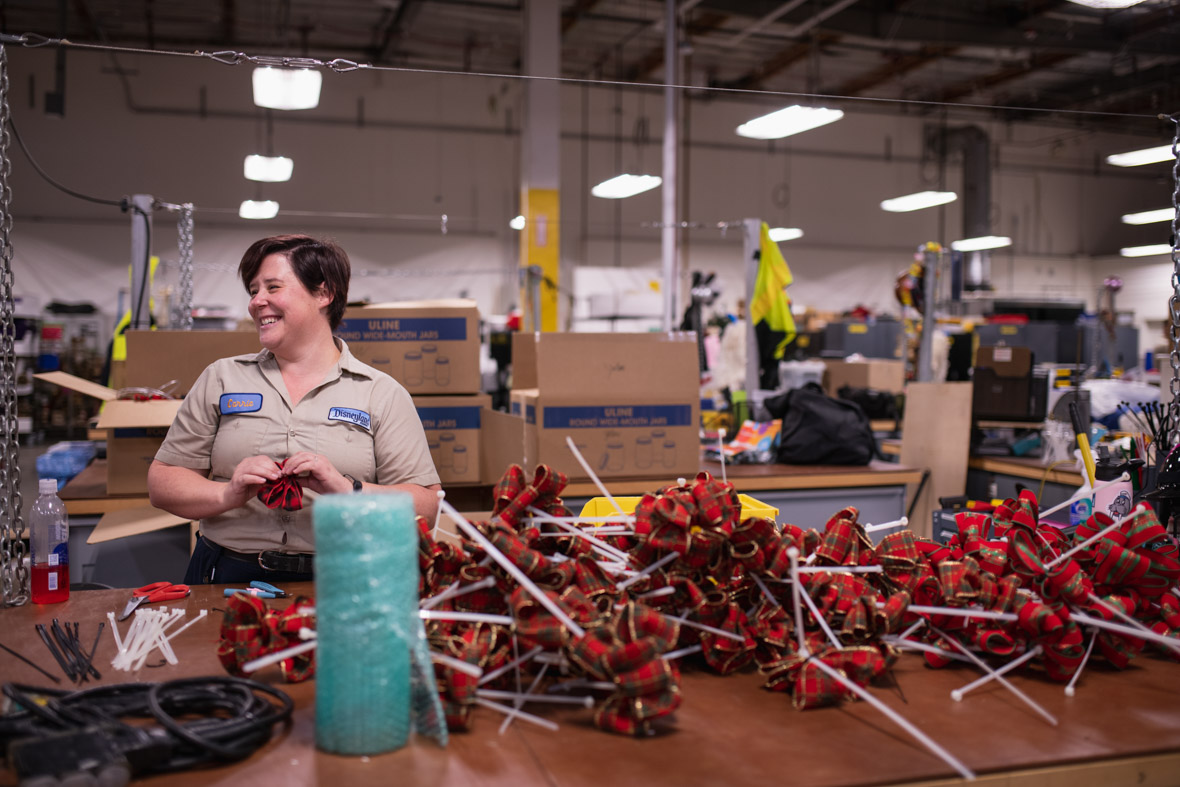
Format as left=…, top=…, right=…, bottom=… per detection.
left=0, top=46, right=27, bottom=607
left=176, top=203, right=194, bottom=330
left=1168, top=114, right=1180, bottom=446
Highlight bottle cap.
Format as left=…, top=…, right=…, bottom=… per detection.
left=38, top=478, right=59, bottom=495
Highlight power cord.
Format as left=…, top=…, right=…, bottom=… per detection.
left=6, top=115, right=122, bottom=207
left=0, top=677, right=293, bottom=783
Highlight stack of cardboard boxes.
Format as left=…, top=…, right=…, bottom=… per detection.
left=338, top=299, right=487, bottom=485
left=484, top=331, right=702, bottom=483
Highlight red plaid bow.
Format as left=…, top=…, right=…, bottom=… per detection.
left=256, top=459, right=303, bottom=511
left=492, top=464, right=569, bottom=526
left=217, top=593, right=316, bottom=682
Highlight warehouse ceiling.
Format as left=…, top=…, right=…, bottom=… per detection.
left=2, top=0, right=1179, bottom=132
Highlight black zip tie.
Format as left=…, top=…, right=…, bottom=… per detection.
left=82, top=622, right=104, bottom=681
left=35, top=624, right=76, bottom=682
left=65, top=621, right=100, bottom=681
left=0, top=640, right=61, bottom=684
left=51, top=620, right=88, bottom=682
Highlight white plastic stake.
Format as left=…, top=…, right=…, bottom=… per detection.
left=930, top=626, right=1057, bottom=726
left=951, top=646, right=1042, bottom=701
left=420, top=610, right=515, bottom=626
left=617, top=551, right=678, bottom=591
left=478, top=646, right=544, bottom=686
left=242, top=640, right=318, bottom=674
left=565, top=436, right=626, bottom=516
left=431, top=489, right=447, bottom=537
left=788, top=547, right=807, bottom=654
left=667, top=614, right=747, bottom=643
left=1039, top=472, right=1129, bottom=520
left=443, top=500, right=587, bottom=639
left=478, top=689, right=594, bottom=708
left=1044, top=504, right=1145, bottom=570
left=475, top=697, right=559, bottom=732
left=1065, top=631, right=1099, bottom=697
left=718, top=427, right=728, bottom=485
left=864, top=516, right=908, bottom=534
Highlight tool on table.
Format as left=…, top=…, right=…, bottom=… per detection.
left=223, top=581, right=287, bottom=599
left=119, top=581, right=191, bottom=621
left=1069, top=401, right=1097, bottom=487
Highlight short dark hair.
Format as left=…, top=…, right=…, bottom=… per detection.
left=238, top=235, right=351, bottom=329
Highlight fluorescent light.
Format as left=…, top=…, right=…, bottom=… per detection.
left=243, top=154, right=294, bottom=182
left=1106, top=144, right=1175, bottom=167
left=509, top=215, right=526, bottom=230
left=1121, top=208, right=1173, bottom=225
left=736, top=105, right=844, bottom=140
left=252, top=67, right=322, bottom=111
left=951, top=235, right=1012, bottom=252
left=239, top=199, right=280, bottom=220
left=1065, top=0, right=1147, bottom=7
left=591, top=174, right=662, bottom=199
left=880, top=191, right=958, bottom=213
left=1120, top=243, right=1172, bottom=257
left=768, top=227, right=803, bottom=242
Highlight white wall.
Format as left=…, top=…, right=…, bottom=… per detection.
left=3, top=47, right=1169, bottom=339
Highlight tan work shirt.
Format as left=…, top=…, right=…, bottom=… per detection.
left=155, top=338, right=440, bottom=553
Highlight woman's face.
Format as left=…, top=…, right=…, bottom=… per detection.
left=247, top=253, right=331, bottom=352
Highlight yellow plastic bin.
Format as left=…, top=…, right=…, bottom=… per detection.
left=578, top=494, right=779, bottom=523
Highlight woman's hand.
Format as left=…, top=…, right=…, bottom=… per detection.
left=282, top=451, right=352, bottom=495
left=224, top=454, right=284, bottom=509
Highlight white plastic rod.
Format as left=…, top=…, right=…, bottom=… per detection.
left=475, top=697, right=559, bottom=731
left=242, top=639, right=318, bottom=674
left=1044, top=504, right=1144, bottom=570
left=788, top=547, right=807, bottom=654
left=1087, top=593, right=1180, bottom=655
left=951, top=646, right=1042, bottom=701
left=565, top=436, right=626, bottom=516
left=478, top=645, right=544, bottom=686
left=477, top=689, right=594, bottom=708
left=419, top=609, right=515, bottom=626
left=668, top=614, right=746, bottom=643
left=807, top=656, right=976, bottom=780
left=931, top=626, right=1057, bottom=726
left=1065, top=631, right=1099, bottom=697
left=616, top=551, right=677, bottom=591
left=1039, top=472, right=1129, bottom=519
left=864, top=516, right=909, bottom=534
left=1071, top=611, right=1180, bottom=652
left=443, top=501, right=587, bottom=639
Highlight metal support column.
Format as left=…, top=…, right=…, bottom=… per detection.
left=916, top=243, right=940, bottom=382
left=660, top=0, right=680, bottom=331
left=743, top=218, right=762, bottom=397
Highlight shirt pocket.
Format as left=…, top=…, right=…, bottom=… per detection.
left=316, top=420, right=375, bottom=482
left=210, top=413, right=273, bottom=481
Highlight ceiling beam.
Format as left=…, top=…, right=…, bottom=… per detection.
left=827, top=43, right=957, bottom=97
left=374, top=0, right=421, bottom=63
left=722, top=31, right=841, bottom=91
left=221, top=0, right=235, bottom=45
left=923, top=50, right=1075, bottom=106
left=624, top=10, right=729, bottom=81
left=562, top=0, right=602, bottom=35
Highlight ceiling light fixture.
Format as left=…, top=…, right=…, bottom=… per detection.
left=736, top=105, right=844, bottom=140
left=244, top=154, right=294, bottom=183
left=1064, top=0, right=1148, bottom=8
left=509, top=215, right=526, bottom=230
left=1105, top=144, right=1175, bottom=167
left=880, top=191, right=958, bottom=213
left=768, top=227, right=803, bottom=242
left=1121, top=208, right=1173, bottom=225
left=951, top=235, right=1012, bottom=252
left=1120, top=243, right=1172, bottom=258
left=239, top=199, right=280, bottom=220
left=591, top=174, right=662, bottom=199
left=252, top=67, right=322, bottom=111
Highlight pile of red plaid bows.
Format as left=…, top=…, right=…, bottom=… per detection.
left=419, top=464, right=1180, bottom=735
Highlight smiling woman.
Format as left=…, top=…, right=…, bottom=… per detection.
left=145, top=234, right=442, bottom=585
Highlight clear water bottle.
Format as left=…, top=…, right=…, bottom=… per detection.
left=30, top=478, right=69, bottom=604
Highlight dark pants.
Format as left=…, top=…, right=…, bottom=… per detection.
left=184, top=536, right=314, bottom=585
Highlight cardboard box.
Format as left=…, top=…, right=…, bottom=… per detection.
left=35, top=371, right=182, bottom=496
left=337, top=300, right=480, bottom=394
left=125, top=330, right=260, bottom=397
left=481, top=408, right=526, bottom=485
left=823, top=359, right=905, bottom=397
left=413, top=394, right=490, bottom=484
left=511, top=332, right=701, bottom=481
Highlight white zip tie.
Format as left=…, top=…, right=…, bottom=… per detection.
left=1044, top=504, right=1145, bottom=570
left=951, top=646, right=1042, bottom=701
left=1039, top=472, right=1129, bottom=519
left=478, top=688, right=594, bottom=707
left=500, top=662, right=550, bottom=735
left=479, top=646, right=544, bottom=686
left=528, top=506, right=632, bottom=564
left=1071, top=610, right=1180, bottom=652
left=636, top=586, right=676, bottom=600
left=667, top=614, right=746, bottom=643
left=420, top=610, right=515, bottom=626
left=617, top=552, right=677, bottom=591
left=431, top=652, right=484, bottom=679
left=443, top=500, right=587, bottom=639
left=421, top=576, right=498, bottom=611
left=807, top=656, right=975, bottom=780
left=1065, top=631, right=1099, bottom=697
left=475, top=697, right=559, bottom=731
left=663, top=644, right=703, bottom=661
left=880, top=636, right=972, bottom=663
left=788, top=547, right=807, bottom=654
left=863, top=516, right=909, bottom=534
left=242, top=640, right=318, bottom=673
left=1086, top=593, right=1180, bottom=655
left=564, top=436, right=626, bottom=516
left=930, top=625, right=1057, bottom=726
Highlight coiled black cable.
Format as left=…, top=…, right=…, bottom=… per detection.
left=0, top=677, right=294, bottom=775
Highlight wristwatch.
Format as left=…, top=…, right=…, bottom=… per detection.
left=342, top=473, right=363, bottom=493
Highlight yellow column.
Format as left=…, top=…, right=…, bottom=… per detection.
left=520, top=188, right=560, bottom=332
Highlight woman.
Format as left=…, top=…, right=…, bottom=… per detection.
left=148, top=234, right=441, bottom=584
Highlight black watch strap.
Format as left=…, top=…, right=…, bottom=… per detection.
left=343, top=473, right=363, bottom=493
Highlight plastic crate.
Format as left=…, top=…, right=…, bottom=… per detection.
left=578, top=493, right=779, bottom=523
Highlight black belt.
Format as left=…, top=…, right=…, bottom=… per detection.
left=218, top=544, right=314, bottom=574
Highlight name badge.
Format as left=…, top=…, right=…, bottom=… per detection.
left=220, top=393, right=262, bottom=414
left=328, top=407, right=371, bottom=431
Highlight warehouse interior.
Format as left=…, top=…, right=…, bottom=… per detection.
left=3, top=1, right=1180, bottom=785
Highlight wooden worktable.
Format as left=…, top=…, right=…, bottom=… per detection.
left=2, top=586, right=1179, bottom=787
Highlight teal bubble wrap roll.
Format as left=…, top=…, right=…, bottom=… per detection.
left=313, top=492, right=417, bottom=755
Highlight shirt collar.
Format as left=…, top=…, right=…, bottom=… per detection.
left=237, top=338, right=374, bottom=380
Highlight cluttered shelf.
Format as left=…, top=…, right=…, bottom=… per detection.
left=1, top=585, right=1178, bottom=787
left=968, top=455, right=1085, bottom=487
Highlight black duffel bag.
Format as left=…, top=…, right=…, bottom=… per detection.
left=763, top=383, right=877, bottom=465
left=837, top=384, right=899, bottom=421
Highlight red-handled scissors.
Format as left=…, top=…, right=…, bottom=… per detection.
left=118, top=581, right=191, bottom=621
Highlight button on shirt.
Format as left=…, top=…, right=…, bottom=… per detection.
left=155, top=338, right=440, bottom=553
